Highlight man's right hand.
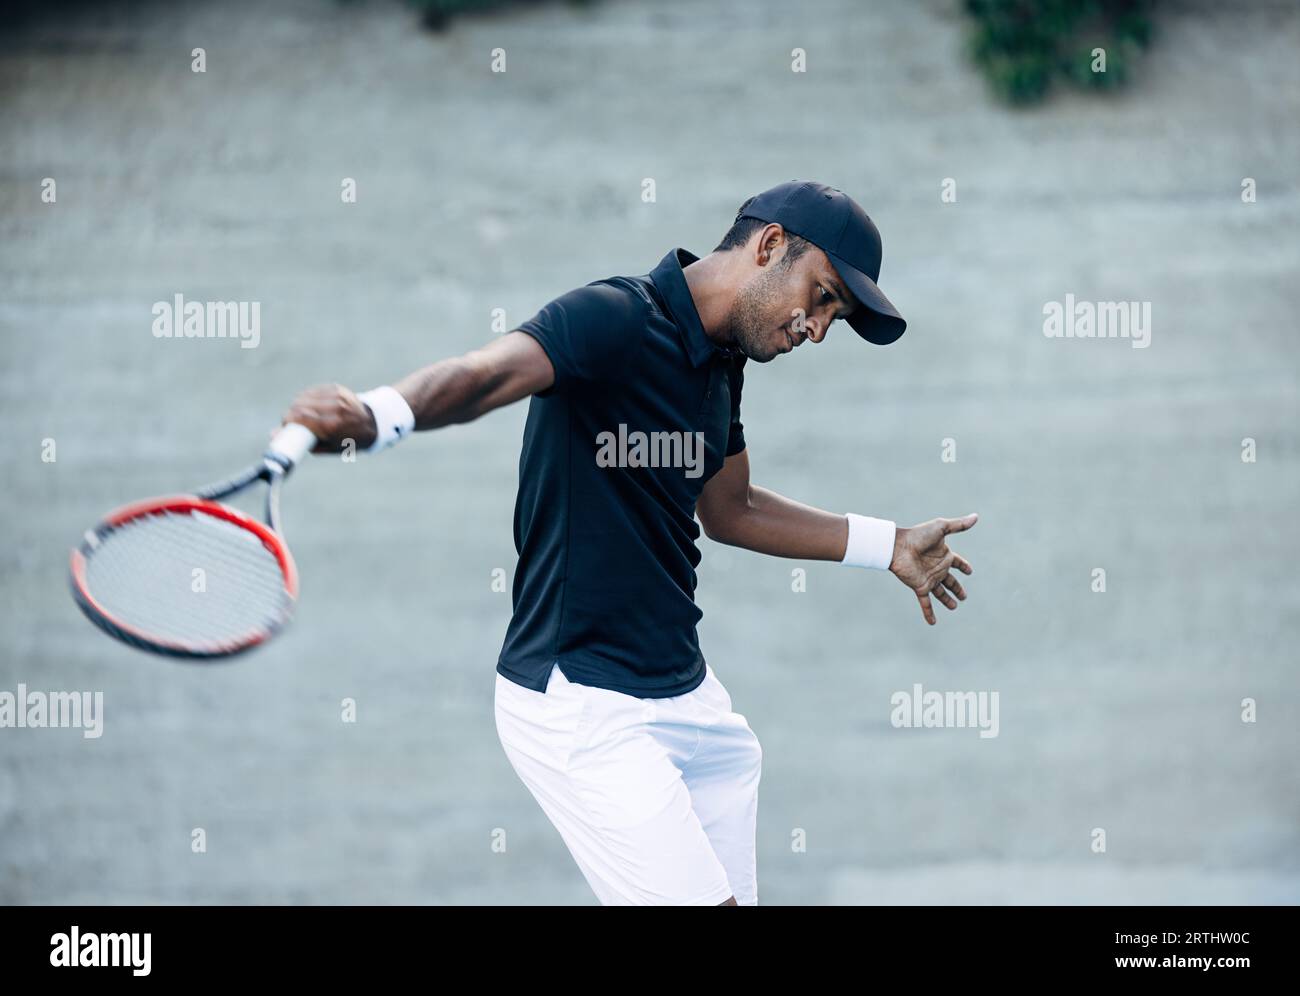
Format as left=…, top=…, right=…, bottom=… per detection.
left=281, top=383, right=378, bottom=453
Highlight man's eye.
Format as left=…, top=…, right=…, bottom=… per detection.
left=820, top=287, right=831, bottom=302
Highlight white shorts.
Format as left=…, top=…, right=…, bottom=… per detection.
left=495, top=661, right=762, bottom=905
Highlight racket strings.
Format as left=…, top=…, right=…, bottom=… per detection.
left=82, top=509, right=290, bottom=650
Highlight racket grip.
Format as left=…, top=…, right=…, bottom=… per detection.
left=267, top=422, right=318, bottom=467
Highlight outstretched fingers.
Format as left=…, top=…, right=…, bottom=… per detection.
left=917, top=566, right=967, bottom=624
left=915, top=589, right=937, bottom=626
left=940, top=572, right=966, bottom=602
left=931, top=582, right=959, bottom=611
left=942, top=513, right=979, bottom=536
left=907, top=518, right=977, bottom=625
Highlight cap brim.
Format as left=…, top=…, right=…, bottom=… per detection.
left=827, top=250, right=906, bottom=345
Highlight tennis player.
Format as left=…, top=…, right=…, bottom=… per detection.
left=282, top=180, right=978, bottom=905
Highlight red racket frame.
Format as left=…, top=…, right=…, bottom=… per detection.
left=69, top=495, right=299, bottom=659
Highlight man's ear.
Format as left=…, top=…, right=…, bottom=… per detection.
left=756, top=223, right=785, bottom=266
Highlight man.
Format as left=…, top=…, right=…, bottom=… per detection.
left=282, top=180, right=978, bottom=905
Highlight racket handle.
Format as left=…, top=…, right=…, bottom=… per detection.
left=267, top=422, right=318, bottom=467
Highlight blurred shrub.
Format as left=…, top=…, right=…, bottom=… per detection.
left=409, top=0, right=597, bottom=31
left=965, top=0, right=1154, bottom=104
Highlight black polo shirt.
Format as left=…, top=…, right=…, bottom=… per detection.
left=496, top=247, right=746, bottom=698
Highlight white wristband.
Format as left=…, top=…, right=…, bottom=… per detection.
left=842, top=513, right=897, bottom=571
left=357, top=385, right=416, bottom=453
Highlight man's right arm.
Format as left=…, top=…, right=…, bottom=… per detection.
left=280, top=330, right=555, bottom=452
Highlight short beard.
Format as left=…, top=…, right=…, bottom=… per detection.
left=727, top=261, right=789, bottom=363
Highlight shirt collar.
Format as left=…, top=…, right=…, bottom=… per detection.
left=649, top=247, right=732, bottom=367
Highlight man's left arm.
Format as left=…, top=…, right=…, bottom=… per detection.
left=695, top=449, right=979, bottom=626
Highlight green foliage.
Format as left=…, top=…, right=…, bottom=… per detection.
left=408, top=0, right=597, bottom=32
left=965, top=0, right=1154, bottom=105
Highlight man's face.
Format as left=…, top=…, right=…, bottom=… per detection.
left=726, top=238, right=859, bottom=363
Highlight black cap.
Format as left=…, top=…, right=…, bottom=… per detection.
left=739, top=180, right=906, bottom=345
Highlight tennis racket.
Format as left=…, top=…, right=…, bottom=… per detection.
left=69, top=422, right=318, bottom=660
